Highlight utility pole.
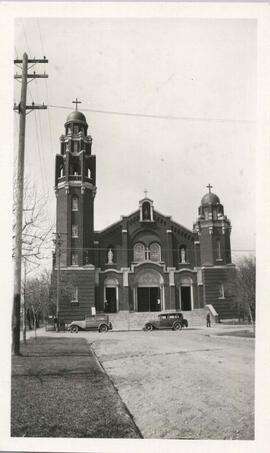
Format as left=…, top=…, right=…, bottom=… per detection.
left=13, top=52, right=48, bottom=355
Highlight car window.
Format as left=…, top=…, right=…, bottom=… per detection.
left=160, top=315, right=167, bottom=320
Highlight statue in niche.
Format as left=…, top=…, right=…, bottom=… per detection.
left=143, top=202, right=150, bottom=220
left=107, top=248, right=114, bottom=264
left=180, top=247, right=186, bottom=263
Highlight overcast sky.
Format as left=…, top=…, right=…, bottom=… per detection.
left=14, top=17, right=256, bottom=262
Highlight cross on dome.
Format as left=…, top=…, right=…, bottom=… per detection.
left=72, top=98, right=82, bottom=112
left=206, top=184, right=213, bottom=193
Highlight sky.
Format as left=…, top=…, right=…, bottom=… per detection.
left=14, top=17, right=257, bottom=265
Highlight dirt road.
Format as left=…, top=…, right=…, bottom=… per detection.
left=91, top=328, right=254, bottom=440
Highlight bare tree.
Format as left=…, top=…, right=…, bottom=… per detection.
left=236, top=256, right=256, bottom=329
left=13, top=173, right=54, bottom=343
left=24, top=270, right=77, bottom=336
left=13, top=176, right=54, bottom=270
left=24, top=270, right=52, bottom=338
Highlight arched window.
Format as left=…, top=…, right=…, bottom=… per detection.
left=73, top=142, right=79, bottom=154
left=134, top=243, right=145, bottom=262
left=87, top=167, right=91, bottom=178
left=217, top=239, right=221, bottom=260
left=71, top=252, right=78, bottom=266
left=72, top=225, right=78, bottom=238
left=219, top=283, right=225, bottom=299
left=70, top=160, right=80, bottom=175
left=72, top=196, right=79, bottom=211
left=180, top=246, right=187, bottom=263
left=71, top=286, right=78, bottom=303
left=150, top=243, right=161, bottom=262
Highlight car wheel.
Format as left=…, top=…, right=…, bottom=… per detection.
left=70, top=325, right=79, bottom=333
left=145, top=323, right=153, bottom=331
left=99, top=324, right=108, bottom=333
left=173, top=322, right=182, bottom=331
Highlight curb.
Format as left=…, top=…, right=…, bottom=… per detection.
left=90, top=343, right=144, bottom=439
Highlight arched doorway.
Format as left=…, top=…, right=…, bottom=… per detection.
left=177, top=275, right=194, bottom=311
left=134, top=269, right=164, bottom=312
left=104, top=277, right=118, bottom=313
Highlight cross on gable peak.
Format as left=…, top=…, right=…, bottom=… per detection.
left=72, top=98, right=82, bottom=112
left=144, top=189, right=148, bottom=198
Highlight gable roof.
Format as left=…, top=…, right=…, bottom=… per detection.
left=95, top=207, right=193, bottom=237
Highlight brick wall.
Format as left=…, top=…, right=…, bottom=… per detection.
left=58, top=268, right=96, bottom=323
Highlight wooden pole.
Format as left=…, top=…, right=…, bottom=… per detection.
left=12, top=52, right=28, bottom=355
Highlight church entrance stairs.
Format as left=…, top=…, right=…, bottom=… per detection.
left=104, top=309, right=209, bottom=331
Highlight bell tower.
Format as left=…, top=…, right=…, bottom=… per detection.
left=193, top=184, right=232, bottom=266
left=55, top=100, right=96, bottom=267
left=193, top=185, right=236, bottom=317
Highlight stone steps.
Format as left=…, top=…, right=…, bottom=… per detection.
left=107, top=309, right=209, bottom=331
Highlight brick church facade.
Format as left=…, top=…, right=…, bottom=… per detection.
left=54, top=108, right=236, bottom=323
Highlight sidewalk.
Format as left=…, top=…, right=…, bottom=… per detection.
left=11, top=336, right=141, bottom=438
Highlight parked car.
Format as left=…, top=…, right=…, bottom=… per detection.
left=68, top=314, right=112, bottom=333
left=144, top=312, right=188, bottom=331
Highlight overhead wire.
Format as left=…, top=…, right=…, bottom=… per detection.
left=47, top=103, right=255, bottom=125
left=36, top=18, right=54, bottom=161
left=19, top=21, right=48, bottom=195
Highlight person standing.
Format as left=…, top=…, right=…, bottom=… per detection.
left=206, top=312, right=211, bottom=327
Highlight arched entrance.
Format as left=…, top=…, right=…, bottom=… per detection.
left=177, top=275, right=194, bottom=311
left=134, top=269, right=164, bottom=312
left=104, top=277, right=118, bottom=313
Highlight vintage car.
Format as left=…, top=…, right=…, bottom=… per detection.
left=144, top=312, right=188, bottom=331
left=69, top=314, right=112, bottom=333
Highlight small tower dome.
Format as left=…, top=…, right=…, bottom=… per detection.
left=201, top=184, right=220, bottom=205
left=64, top=99, right=88, bottom=135
left=201, top=191, right=220, bottom=206
left=65, top=110, right=87, bottom=126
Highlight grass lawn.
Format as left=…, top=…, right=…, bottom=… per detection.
left=11, top=337, right=141, bottom=438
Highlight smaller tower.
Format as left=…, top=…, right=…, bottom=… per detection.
left=193, top=184, right=232, bottom=266
left=193, top=185, right=236, bottom=318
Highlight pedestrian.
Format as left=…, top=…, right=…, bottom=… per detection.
left=206, top=313, right=211, bottom=328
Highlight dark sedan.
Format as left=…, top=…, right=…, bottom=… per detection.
left=144, top=312, right=188, bottom=331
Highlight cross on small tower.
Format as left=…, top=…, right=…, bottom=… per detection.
left=72, top=98, right=82, bottom=112
left=144, top=189, right=148, bottom=198
left=206, top=184, right=213, bottom=193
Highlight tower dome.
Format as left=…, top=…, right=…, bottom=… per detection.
left=201, top=192, right=220, bottom=206
left=65, top=110, right=87, bottom=126
left=201, top=184, right=220, bottom=205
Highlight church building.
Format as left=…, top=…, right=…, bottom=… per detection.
left=54, top=106, right=236, bottom=325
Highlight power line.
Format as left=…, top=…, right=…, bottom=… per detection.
left=36, top=18, right=54, bottom=161
left=34, top=110, right=47, bottom=194
left=48, top=103, right=255, bottom=124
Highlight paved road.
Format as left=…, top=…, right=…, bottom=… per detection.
left=91, top=328, right=254, bottom=440
left=29, top=326, right=254, bottom=440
